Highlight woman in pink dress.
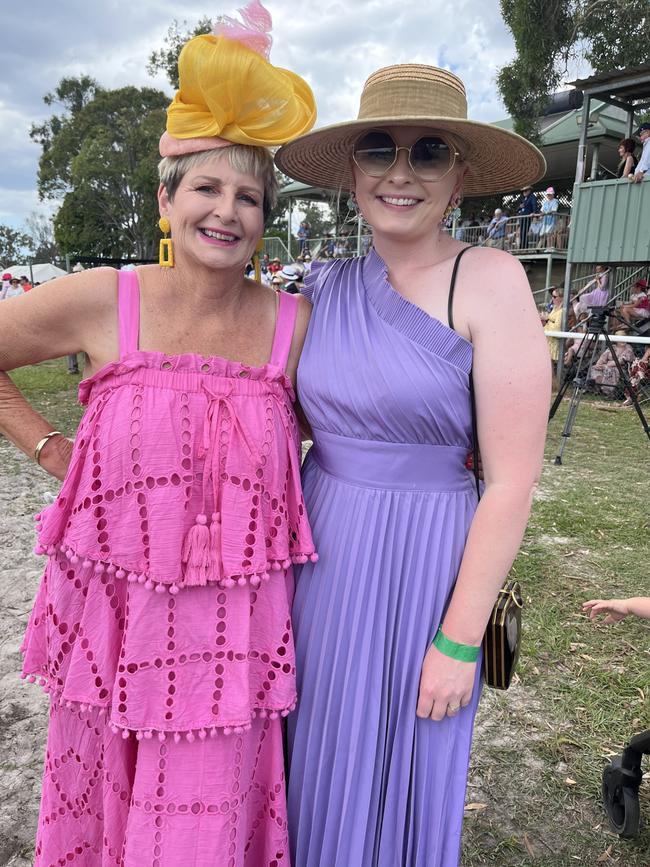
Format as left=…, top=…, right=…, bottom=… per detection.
left=0, top=6, right=316, bottom=864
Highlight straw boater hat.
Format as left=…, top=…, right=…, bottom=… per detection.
left=275, top=64, right=546, bottom=196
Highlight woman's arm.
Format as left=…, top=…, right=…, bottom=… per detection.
left=0, top=268, right=117, bottom=478
left=624, top=155, right=636, bottom=178
left=286, top=294, right=314, bottom=441
left=417, top=251, right=550, bottom=721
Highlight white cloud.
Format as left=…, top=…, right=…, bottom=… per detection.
left=2, top=0, right=519, bottom=229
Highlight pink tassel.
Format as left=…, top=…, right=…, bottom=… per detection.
left=182, top=514, right=210, bottom=586
left=208, top=512, right=223, bottom=583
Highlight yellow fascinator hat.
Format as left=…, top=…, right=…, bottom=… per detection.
left=159, top=0, right=316, bottom=156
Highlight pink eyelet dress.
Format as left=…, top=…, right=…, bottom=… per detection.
left=20, top=270, right=317, bottom=866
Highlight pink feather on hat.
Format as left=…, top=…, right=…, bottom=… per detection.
left=213, top=0, right=273, bottom=59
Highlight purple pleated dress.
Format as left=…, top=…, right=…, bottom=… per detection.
left=288, top=250, right=483, bottom=866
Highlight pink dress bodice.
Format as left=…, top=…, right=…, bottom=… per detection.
left=35, top=270, right=315, bottom=593
left=22, top=270, right=316, bottom=740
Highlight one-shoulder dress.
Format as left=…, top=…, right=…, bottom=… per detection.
left=20, top=270, right=316, bottom=866
left=287, top=250, right=482, bottom=866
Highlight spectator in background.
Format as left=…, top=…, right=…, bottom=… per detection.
left=324, top=233, right=335, bottom=258
left=541, top=288, right=564, bottom=375
left=20, top=275, right=32, bottom=292
left=484, top=208, right=508, bottom=249
left=517, top=185, right=537, bottom=249
left=617, top=138, right=637, bottom=179
left=632, top=122, right=650, bottom=183
left=538, top=187, right=559, bottom=248
left=3, top=277, right=24, bottom=300
left=297, top=219, right=311, bottom=255
left=619, top=278, right=649, bottom=325
left=621, top=344, right=650, bottom=406
left=543, top=285, right=559, bottom=313
left=572, top=264, right=610, bottom=319
left=277, top=265, right=302, bottom=294
left=334, top=237, right=348, bottom=257
left=1, top=272, right=13, bottom=300
left=589, top=331, right=635, bottom=396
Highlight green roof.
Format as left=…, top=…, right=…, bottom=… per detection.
left=493, top=99, right=627, bottom=146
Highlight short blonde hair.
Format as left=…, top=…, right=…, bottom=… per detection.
left=158, top=145, right=278, bottom=222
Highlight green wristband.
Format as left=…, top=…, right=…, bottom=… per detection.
left=432, top=628, right=480, bottom=663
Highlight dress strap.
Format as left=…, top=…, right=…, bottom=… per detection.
left=269, top=291, right=299, bottom=371
left=117, top=269, right=140, bottom=360
left=446, top=246, right=472, bottom=332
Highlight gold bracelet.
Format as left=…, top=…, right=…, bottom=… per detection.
left=34, top=431, right=62, bottom=465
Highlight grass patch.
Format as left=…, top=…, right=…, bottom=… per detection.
left=9, top=358, right=84, bottom=433
left=462, top=400, right=650, bottom=864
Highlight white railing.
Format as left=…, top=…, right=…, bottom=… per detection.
left=445, top=212, right=571, bottom=253
left=261, top=234, right=370, bottom=262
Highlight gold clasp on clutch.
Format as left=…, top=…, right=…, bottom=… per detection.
left=499, top=587, right=523, bottom=609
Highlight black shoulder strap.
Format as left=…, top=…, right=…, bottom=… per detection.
left=447, top=246, right=472, bottom=331
left=447, top=247, right=481, bottom=501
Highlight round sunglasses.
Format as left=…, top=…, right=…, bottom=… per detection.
left=353, top=129, right=460, bottom=182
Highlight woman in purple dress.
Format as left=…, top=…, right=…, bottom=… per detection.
left=276, top=65, right=551, bottom=865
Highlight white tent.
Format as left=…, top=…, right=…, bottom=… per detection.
left=3, top=262, right=68, bottom=283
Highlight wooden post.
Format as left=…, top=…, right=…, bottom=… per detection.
left=589, top=142, right=600, bottom=180
left=575, top=95, right=590, bottom=185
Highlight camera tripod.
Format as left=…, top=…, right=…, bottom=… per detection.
left=549, top=305, right=650, bottom=465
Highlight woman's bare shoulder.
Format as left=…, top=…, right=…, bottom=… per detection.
left=0, top=267, right=119, bottom=370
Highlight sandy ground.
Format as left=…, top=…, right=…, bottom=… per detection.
left=0, top=444, right=52, bottom=867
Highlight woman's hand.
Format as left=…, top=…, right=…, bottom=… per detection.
left=38, top=435, right=74, bottom=482
left=416, top=643, right=477, bottom=722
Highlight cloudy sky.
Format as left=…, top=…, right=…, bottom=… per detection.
left=0, top=1, right=581, bottom=231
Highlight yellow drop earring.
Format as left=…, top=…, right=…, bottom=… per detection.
left=158, top=217, right=174, bottom=267
left=253, top=238, right=264, bottom=283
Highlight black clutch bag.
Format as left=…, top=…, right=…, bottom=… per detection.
left=481, top=579, right=523, bottom=690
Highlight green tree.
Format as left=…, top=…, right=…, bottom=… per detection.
left=498, top=0, right=650, bottom=141
left=30, top=77, right=100, bottom=198
left=0, top=225, right=30, bottom=265
left=147, top=17, right=213, bottom=89
left=23, top=213, right=61, bottom=264
left=31, top=78, right=169, bottom=259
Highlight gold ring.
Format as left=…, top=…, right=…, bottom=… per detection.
left=447, top=704, right=460, bottom=713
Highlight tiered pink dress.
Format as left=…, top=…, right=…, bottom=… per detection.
left=20, top=270, right=316, bottom=866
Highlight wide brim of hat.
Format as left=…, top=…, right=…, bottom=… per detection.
left=276, top=116, right=546, bottom=197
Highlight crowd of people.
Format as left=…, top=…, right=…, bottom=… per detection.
left=0, top=272, right=34, bottom=298
left=451, top=186, right=568, bottom=252
left=541, top=270, right=650, bottom=404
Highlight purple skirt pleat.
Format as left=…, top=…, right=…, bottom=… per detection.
left=288, top=454, right=482, bottom=866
